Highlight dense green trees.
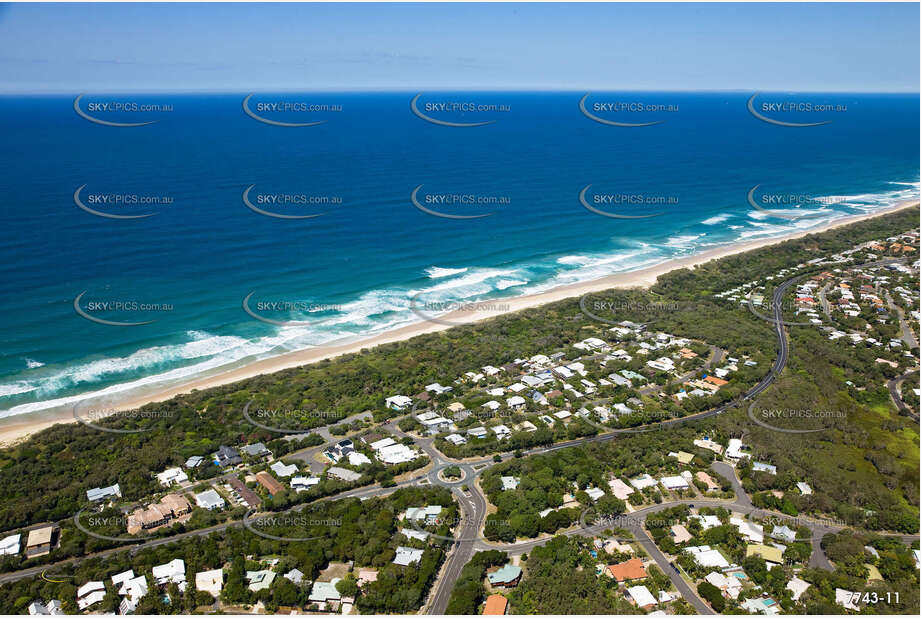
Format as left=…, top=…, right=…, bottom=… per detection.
left=444, top=550, right=509, bottom=614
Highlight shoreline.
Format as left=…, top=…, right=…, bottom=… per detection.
left=1, top=200, right=917, bottom=446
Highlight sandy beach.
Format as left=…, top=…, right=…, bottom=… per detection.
left=1, top=201, right=917, bottom=446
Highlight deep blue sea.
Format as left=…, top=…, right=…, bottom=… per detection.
left=0, top=91, right=918, bottom=417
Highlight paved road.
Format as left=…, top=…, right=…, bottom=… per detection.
left=886, top=292, right=918, bottom=350
left=888, top=370, right=920, bottom=422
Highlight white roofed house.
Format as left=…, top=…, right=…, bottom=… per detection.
left=116, top=574, right=149, bottom=615
left=290, top=476, right=321, bottom=492
left=385, top=395, right=412, bottom=411
left=348, top=451, right=372, bottom=466
left=685, top=545, right=730, bottom=569
left=796, top=481, right=813, bottom=495
left=425, top=382, right=453, bottom=394
left=27, top=600, right=64, bottom=616
left=585, top=487, right=606, bottom=501
left=194, top=488, right=225, bottom=510
left=730, top=517, right=764, bottom=544
left=0, top=533, right=21, bottom=555
left=704, top=571, right=742, bottom=599
left=506, top=395, right=526, bottom=410
left=76, top=581, right=106, bottom=611
left=393, top=546, right=424, bottom=566
left=152, top=558, right=187, bottom=591
left=659, top=475, right=689, bottom=491
left=625, top=585, right=657, bottom=609
left=491, top=424, right=511, bottom=440
left=405, top=505, right=443, bottom=524
left=156, top=467, right=188, bottom=487
left=630, top=474, right=658, bottom=490
left=376, top=443, right=418, bottom=465
left=86, top=483, right=121, bottom=502
left=195, top=568, right=224, bottom=597
left=482, top=400, right=501, bottom=411
left=725, top=438, right=751, bottom=462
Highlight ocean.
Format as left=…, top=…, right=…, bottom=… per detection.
left=0, top=91, right=918, bottom=417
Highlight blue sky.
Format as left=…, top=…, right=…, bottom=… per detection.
left=0, top=2, right=917, bottom=93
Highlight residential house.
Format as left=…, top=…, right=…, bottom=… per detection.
left=328, top=467, right=362, bottom=481
left=704, top=571, right=742, bottom=599
left=152, top=558, right=187, bottom=590
left=290, top=476, right=320, bottom=493
left=256, top=471, right=285, bottom=496
left=385, top=395, right=412, bottom=411
left=156, top=467, right=188, bottom=487
left=195, top=569, right=223, bottom=597
left=227, top=477, right=261, bottom=507
left=606, top=558, right=647, bottom=582
left=487, top=564, right=522, bottom=587
left=626, top=585, right=657, bottom=609
left=246, top=570, right=276, bottom=593
left=483, top=594, right=508, bottom=615
left=685, top=546, right=730, bottom=569
left=76, top=581, right=106, bottom=611
left=393, top=546, right=424, bottom=566
left=214, top=445, right=242, bottom=467
left=608, top=479, right=634, bottom=501
left=0, top=533, right=20, bottom=556
left=25, top=525, right=56, bottom=558
left=86, top=483, right=121, bottom=502
left=194, top=489, right=225, bottom=511
left=746, top=544, right=783, bottom=566
left=308, top=578, right=341, bottom=605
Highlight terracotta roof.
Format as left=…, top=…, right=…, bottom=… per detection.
left=483, top=595, right=508, bottom=615
left=703, top=375, right=729, bottom=386
left=255, top=471, right=284, bottom=496
left=606, top=558, right=647, bottom=582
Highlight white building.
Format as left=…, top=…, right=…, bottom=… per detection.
left=195, top=568, right=223, bottom=597
left=385, top=395, right=412, bottom=410
left=393, top=546, right=424, bottom=566
left=0, top=533, right=20, bottom=555
left=76, top=581, right=106, bottom=611
left=152, top=558, right=187, bottom=590
left=194, top=489, right=225, bottom=510
left=156, top=467, right=188, bottom=487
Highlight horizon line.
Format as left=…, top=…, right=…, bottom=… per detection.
left=2, top=87, right=919, bottom=96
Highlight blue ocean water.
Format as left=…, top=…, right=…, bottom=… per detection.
left=0, top=91, right=918, bottom=416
